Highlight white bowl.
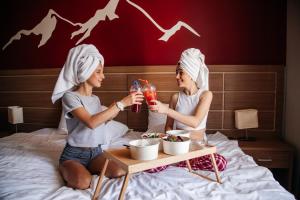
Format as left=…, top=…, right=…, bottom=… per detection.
left=162, top=136, right=191, bottom=155
left=129, top=139, right=160, bottom=160
left=166, top=130, right=190, bottom=138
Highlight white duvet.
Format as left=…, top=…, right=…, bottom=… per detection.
left=0, top=129, right=295, bottom=200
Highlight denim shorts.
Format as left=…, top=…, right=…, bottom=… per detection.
left=59, top=143, right=103, bottom=167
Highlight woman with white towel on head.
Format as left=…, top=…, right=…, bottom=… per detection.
left=52, top=44, right=144, bottom=189
left=148, top=48, right=227, bottom=172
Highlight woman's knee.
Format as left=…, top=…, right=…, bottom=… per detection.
left=70, top=174, right=91, bottom=189
left=60, top=161, right=92, bottom=189
left=106, top=168, right=126, bottom=178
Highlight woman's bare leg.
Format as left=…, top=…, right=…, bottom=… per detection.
left=59, top=160, right=92, bottom=189
left=88, top=154, right=126, bottom=178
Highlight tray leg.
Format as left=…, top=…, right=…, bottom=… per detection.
left=210, top=153, right=221, bottom=183
left=186, top=155, right=222, bottom=184
left=186, top=159, right=215, bottom=182
left=118, top=173, right=131, bottom=200
left=186, top=160, right=192, bottom=172
left=92, top=158, right=109, bottom=200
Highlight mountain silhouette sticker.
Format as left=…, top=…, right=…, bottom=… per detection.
left=126, top=0, right=200, bottom=41
left=2, top=9, right=82, bottom=50
left=2, top=0, right=200, bottom=51
left=71, top=0, right=120, bottom=45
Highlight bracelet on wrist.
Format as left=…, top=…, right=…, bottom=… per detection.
left=116, top=101, right=125, bottom=111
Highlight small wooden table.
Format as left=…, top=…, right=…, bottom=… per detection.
left=239, top=139, right=294, bottom=191
left=92, top=144, right=221, bottom=200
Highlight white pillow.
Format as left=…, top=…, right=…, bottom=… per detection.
left=104, top=120, right=129, bottom=143
left=147, top=103, right=169, bottom=132
left=101, top=105, right=129, bottom=143
left=57, top=110, right=68, bottom=134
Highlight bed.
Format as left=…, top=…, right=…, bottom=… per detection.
left=0, top=128, right=295, bottom=200
left=0, top=65, right=293, bottom=199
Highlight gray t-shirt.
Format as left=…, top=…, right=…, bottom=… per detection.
left=62, top=91, right=106, bottom=147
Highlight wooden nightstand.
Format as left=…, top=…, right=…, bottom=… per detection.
left=239, top=139, right=294, bottom=191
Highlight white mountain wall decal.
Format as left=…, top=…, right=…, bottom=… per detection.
left=2, top=0, right=200, bottom=51
left=2, top=9, right=82, bottom=50
left=71, top=0, right=120, bottom=45
left=126, top=0, right=200, bottom=41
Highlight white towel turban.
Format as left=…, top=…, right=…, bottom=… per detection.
left=178, top=48, right=209, bottom=90
left=51, top=44, right=104, bottom=103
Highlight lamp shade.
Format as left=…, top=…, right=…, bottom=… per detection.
left=8, top=106, right=24, bottom=124
left=235, top=109, right=258, bottom=129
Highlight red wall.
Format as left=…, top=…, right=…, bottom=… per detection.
left=0, top=0, right=286, bottom=69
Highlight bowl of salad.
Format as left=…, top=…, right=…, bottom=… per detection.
left=141, top=132, right=166, bottom=151
left=141, top=132, right=166, bottom=139
left=162, top=135, right=191, bottom=155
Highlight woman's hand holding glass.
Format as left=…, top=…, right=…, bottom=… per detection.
left=148, top=100, right=169, bottom=114
left=121, top=91, right=144, bottom=107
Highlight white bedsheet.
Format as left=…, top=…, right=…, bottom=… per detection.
left=0, top=128, right=295, bottom=200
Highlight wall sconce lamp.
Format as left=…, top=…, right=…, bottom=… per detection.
left=8, top=106, right=24, bottom=133
left=235, top=109, right=258, bottom=141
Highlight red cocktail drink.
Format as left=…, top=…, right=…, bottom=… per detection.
left=130, top=80, right=142, bottom=113
left=143, top=90, right=157, bottom=105
left=131, top=100, right=142, bottom=112
left=139, top=79, right=157, bottom=106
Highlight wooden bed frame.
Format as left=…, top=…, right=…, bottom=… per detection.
left=0, top=65, right=284, bottom=139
